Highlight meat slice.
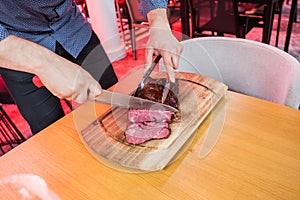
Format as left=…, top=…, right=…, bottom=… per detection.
left=136, top=78, right=179, bottom=110
left=124, top=78, right=179, bottom=145
left=128, top=109, right=173, bottom=123
left=125, top=122, right=170, bottom=145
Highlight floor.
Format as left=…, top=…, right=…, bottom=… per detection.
left=1, top=0, right=299, bottom=155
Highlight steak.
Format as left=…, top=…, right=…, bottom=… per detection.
left=128, top=109, right=173, bottom=123
left=124, top=78, right=179, bottom=145
left=125, top=122, right=170, bottom=145
left=136, top=78, right=179, bottom=110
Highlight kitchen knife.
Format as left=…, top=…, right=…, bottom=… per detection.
left=92, top=89, right=178, bottom=112
left=161, top=76, right=171, bottom=103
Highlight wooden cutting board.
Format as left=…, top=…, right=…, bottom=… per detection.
left=79, top=71, right=227, bottom=171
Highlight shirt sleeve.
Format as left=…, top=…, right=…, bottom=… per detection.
left=0, top=24, right=9, bottom=41
left=138, top=0, right=168, bottom=18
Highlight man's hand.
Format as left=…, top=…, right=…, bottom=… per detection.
left=146, top=8, right=183, bottom=82
left=36, top=61, right=102, bottom=104
left=0, top=35, right=102, bottom=104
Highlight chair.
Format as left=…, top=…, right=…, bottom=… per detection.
left=0, top=77, right=26, bottom=155
left=188, top=0, right=262, bottom=39
left=175, top=37, right=300, bottom=108
left=114, top=0, right=127, bottom=44
left=284, top=0, right=298, bottom=52
left=125, top=0, right=181, bottom=60
left=269, top=0, right=284, bottom=47
left=239, top=0, right=285, bottom=47
left=0, top=106, right=26, bottom=155
left=286, top=0, right=299, bottom=21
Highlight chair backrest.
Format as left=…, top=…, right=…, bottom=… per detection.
left=176, top=37, right=300, bottom=108
left=0, top=106, right=25, bottom=156
left=125, top=0, right=148, bottom=24
left=188, top=0, right=242, bottom=37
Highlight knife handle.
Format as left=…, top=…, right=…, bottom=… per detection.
left=143, top=55, right=162, bottom=81
left=32, top=75, right=44, bottom=88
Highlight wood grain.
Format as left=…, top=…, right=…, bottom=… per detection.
left=0, top=89, right=300, bottom=200
left=80, top=71, right=228, bottom=171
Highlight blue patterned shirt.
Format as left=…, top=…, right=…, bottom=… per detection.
left=0, top=0, right=167, bottom=58
left=139, top=0, right=168, bottom=17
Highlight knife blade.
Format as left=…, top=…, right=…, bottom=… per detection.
left=134, top=55, right=162, bottom=96
left=92, top=90, right=178, bottom=112
left=161, top=78, right=170, bottom=103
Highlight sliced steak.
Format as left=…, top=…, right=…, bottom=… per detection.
left=128, top=109, right=173, bottom=123
left=136, top=78, right=179, bottom=109
left=124, top=78, right=179, bottom=145
left=125, top=122, right=170, bottom=145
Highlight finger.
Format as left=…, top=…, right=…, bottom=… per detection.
left=162, top=52, right=173, bottom=68
left=163, top=55, right=176, bottom=82
left=144, top=48, right=154, bottom=73
left=73, top=92, right=88, bottom=104
left=71, top=86, right=89, bottom=104
left=70, top=101, right=81, bottom=110
left=87, top=83, right=102, bottom=99
left=171, top=54, right=180, bottom=70
left=58, top=89, right=75, bottom=101
left=165, top=65, right=175, bottom=83
left=153, top=49, right=160, bottom=56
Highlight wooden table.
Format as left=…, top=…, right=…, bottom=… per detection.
left=0, top=91, right=299, bottom=199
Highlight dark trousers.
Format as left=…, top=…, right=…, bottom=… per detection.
left=0, top=32, right=118, bottom=134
